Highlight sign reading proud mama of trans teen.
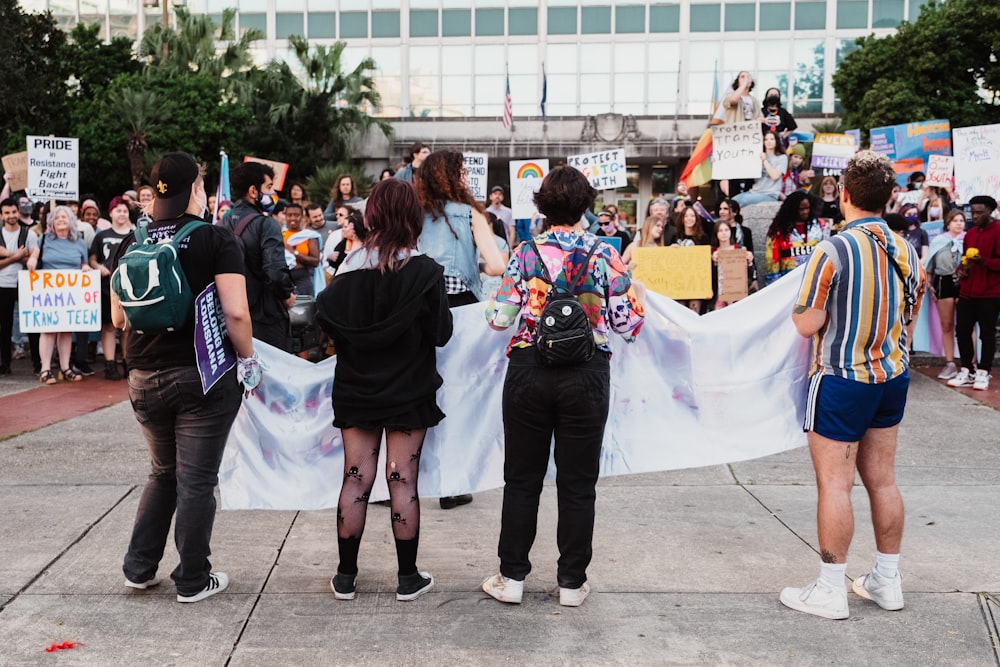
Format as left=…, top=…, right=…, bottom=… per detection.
left=26, top=136, right=79, bottom=201
left=711, top=121, right=763, bottom=180
left=567, top=148, right=627, bottom=190
left=18, top=270, right=100, bottom=333
left=463, top=153, right=489, bottom=201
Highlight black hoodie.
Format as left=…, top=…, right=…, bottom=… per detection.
left=316, top=253, right=453, bottom=423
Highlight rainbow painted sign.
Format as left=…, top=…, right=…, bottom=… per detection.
left=508, top=159, right=549, bottom=219
left=567, top=148, right=627, bottom=190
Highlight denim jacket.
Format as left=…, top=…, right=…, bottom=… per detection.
left=418, top=201, right=481, bottom=296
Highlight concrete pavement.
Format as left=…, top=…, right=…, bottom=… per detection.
left=0, top=365, right=997, bottom=666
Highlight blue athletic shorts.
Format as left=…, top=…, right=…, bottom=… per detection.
left=803, top=370, right=909, bottom=442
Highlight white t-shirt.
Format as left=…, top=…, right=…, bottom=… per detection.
left=0, top=226, right=38, bottom=289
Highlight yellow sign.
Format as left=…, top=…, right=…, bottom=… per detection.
left=631, top=246, right=712, bottom=299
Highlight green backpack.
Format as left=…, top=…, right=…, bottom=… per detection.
left=111, top=220, right=207, bottom=334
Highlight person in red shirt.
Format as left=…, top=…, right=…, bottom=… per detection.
left=948, top=195, right=1000, bottom=391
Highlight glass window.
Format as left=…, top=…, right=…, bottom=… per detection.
left=474, top=74, right=505, bottom=114
left=340, top=11, right=368, bottom=38
left=795, top=1, right=825, bottom=29
left=546, top=74, right=578, bottom=116
left=758, top=39, right=790, bottom=70
left=759, top=2, right=791, bottom=30
left=836, top=0, right=867, bottom=28
left=476, top=8, right=504, bottom=36
left=792, top=39, right=824, bottom=113
left=508, top=8, right=537, bottom=35
left=238, top=0, right=266, bottom=10
left=276, top=13, right=304, bottom=39
left=475, top=45, right=506, bottom=75
left=240, top=12, right=266, bottom=36
left=410, top=10, right=437, bottom=37
left=581, top=6, right=612, bottom=34
left=410, top=76, right=441, bottom=117
left=649, top=5, right=680, bottom=32
left=509, top=44, right=538, bottom=75
left=725, top=3, right=755, bottom=31
left=872, top=0, right=904, bottom=27
left=547, top=44, right=578, bottom=75
left=442, top=46, right=472, bottom=75
left=647, top=41, right=681, bottom=72
left=836, top=38, right=859, bottom=64
left=410, top=0, right=439, bottom=7
left=308, top=12, right=336, bottom=39
left=372, top=11, right=400, bottom=37
left=580, top=73, right=612, bottom=115
left=371, top=46, right=401, bottom=76
left=548, top=7, right=577, bottom=35
left=442, top=9, right=471, bottom=36
left=615, top=72, right=645, bottom=109
left=616, top=6, right=645, bottom=33
left=585, top=43, right=612, bottom=73
left=908, top=0, right=926, bottom=21
left=615, top=43, right=645, bottom=73
left=442, top=76, right=473, bottom=117
left=690, top=5, right=721, bottom=32
left=723, top=40, right=755, bottom=75
left=339, top=0, right=367, bottom=9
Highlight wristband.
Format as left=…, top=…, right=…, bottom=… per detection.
left=236, top=350, right=268, bottom=397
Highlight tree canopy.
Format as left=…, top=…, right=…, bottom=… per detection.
left=833, top=0, right=1000, bottom=138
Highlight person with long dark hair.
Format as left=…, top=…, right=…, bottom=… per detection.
left=764, top=190, right=829, bottom=285
left=316, top=179, right=453, bottom=602
left=733, top=131, right=788, bottom=207
left=482, top=166, right=645, bottom=608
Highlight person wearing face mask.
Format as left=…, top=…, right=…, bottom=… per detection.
left=595, top=209, right=630, bottom=252
left=223, top=161, right=296, bottom=352
left=760, top=87, right=797, bottom=141
left=899, top=204, right=929, bottom=261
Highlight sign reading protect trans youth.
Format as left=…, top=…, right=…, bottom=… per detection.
left=26, top=136, right=79, bottom=201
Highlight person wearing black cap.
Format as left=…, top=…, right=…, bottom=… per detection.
left=112, top=152, right=263, bottom=603
left=487, top=185, right=515, bottom=247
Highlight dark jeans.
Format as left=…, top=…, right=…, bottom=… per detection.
left=0, top=287, right=17, bottom=367
left=956, top=296, right=1000, bottom=372
left=498, top=347, right=611, bottom=588
left=123, top=365, right=242, bottom=595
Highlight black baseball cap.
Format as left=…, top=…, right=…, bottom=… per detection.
left=490, top=185, right=504, bottom=193
left=150, top=152, right=199, bottom=220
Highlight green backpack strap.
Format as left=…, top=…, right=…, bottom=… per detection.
left=169, top=220, right=207, bottom=248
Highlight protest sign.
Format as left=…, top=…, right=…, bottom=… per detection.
left=599, top=236, right=622, bottom=253
left=711, top=121, right=763, bottom=180
left=2, top=151, right=28, bottom=193
left=925, top=154, right=954, bottom=188
left=716, top=249, right=749, bottom=303
left=243, top=156, right=290, bottom=192
left=870, top=120, right=951, bottom=187
left=508, top=159, right=549, bottom=219
left=953, top=123, right=1000, bottom=203
left=567, top=148, right=627, bottom=190
left=463, top=153, right=489, bottom=201
left=18, top=270, right=100, bottom=333
left=194, top=283, right=237, bottom=393
left=26, top=136, right=79, bottom=201
left=810, top=133, right=857, bottom=174
left=631, top=246, right=712, bottom=299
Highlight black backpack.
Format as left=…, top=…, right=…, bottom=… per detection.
left=526, top=236, right=603, bottom=367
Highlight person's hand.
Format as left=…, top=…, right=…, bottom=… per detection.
left=760, top=152, right=767, bottom=162
left=631, top=279, right=647, bottom=305
left=237, top=350, right=268, bottom=398
left=2, top=173, right=11, bottom=184
left=712, top=250, right=720, bottom=265
left=801, top=169, right=815, bottom=180
left=286, top=293, right=297, bottom=308
left=100, top=265, right=111, bottom=277
left=26, top=257, right=37, bottom=271
left=746, top=250, right=754, bottom=265
left=749, top=280, right=759, bottom=293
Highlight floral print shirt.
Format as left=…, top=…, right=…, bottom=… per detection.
left=485, top=228, right=645, bottom=356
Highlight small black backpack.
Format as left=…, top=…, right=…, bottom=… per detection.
left=525, top=236, right=603, bottom=367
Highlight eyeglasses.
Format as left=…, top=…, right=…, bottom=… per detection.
left=336, top=212, right=347, bottom=218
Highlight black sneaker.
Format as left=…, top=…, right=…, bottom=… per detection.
left=439, top=494, right=473, bottom=510
left=330, top=572, right=357, bottom=600
left=104, top=361, right=121, bottom=381
left=0, top=365, right=10, bottom=375
left=74, top=362, right=95, bottom=377
left=396, top=571, right=434, bottom=601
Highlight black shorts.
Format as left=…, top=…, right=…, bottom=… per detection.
left=932, top=273, right=959, bottom=300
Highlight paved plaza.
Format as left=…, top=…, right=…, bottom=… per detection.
left=0, top=361, right=997, bottom=666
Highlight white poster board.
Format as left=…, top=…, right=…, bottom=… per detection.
left=566, top=148, right=627, bottom=190
left=26, top=136, right=79, bottom=201
left=711, top=121, right=763, bottom=180
left=508, top=159, right=549, bottom=219
left=463, top=152, right=489, bottom=202
left=952, top=124, right=1000, bottom=203
left=925, top=154, right=955, bottom=188
left=18, top=270, right=101, bottom=333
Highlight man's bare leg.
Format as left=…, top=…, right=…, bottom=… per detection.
left=808, top=430, right=859, bottom=564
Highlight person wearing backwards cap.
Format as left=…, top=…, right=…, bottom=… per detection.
left=112, top=152, right=263, bottom=603
left=486, top=185, right=515, bottom=247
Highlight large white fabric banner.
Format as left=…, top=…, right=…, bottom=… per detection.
left=219, top=270, right=812, bottom=510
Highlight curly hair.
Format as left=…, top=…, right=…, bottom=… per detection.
left=415, top=150, right=483, bottom=237
left=843, top=150, right=896, bottom=213
left=767, top=190, right=814, bottom=239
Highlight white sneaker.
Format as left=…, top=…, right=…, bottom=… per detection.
left=482, top=573, right=524, bottom=604
left=852, top=568, right=904, bottom=611
left=177, top=572, right=229, bottom=603
left=124, top=574, right=162, bottom=590
left=937, top=362, right=958, bottom=380
left=779, top=579, right=849, bottom=619
left=558, top=582, right=591, bottom=607
left=973, top=369, right=991, bottom=391
left=947, top=367, right=974, bottom=387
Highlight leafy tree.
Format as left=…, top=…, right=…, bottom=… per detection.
left=833, top=0, right=1000, bottom=140
left=65, top=23, right=140, bottom=100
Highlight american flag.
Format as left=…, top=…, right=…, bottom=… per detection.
left=502, top=74, right=512, bottom=129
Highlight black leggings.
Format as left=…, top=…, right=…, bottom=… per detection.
left=956, top=297, right=1000, bottom=372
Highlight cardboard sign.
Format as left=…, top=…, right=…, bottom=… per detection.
left=194, top=283, right=236, bottom=394
left=26, top=136, right=79, bottom=201
left=716, top=249, right=749, bottom=303
left=567, top=148, right=627, bottom=190
left=953, top=123, right=1000, bottom=203
left=925, top=154, right=954, bottom=188
left=463, top=152, right=489, bottom=201
left=508, top=159, right=549, bottom=219
left=711, top=121, right=763, bottom=180
left=810, top=133, right=857, bottom=173
left=1, top=151, right=28, bottom=193
left=243, top=156, right=290, bottom=192
left=18, top=270, right=100, bottom=333
left=631, top=246, right=712, bottom=299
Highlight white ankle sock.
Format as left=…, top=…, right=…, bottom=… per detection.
left=874, top=551, right=900, bottom=579
left=819, top=562, right=847, bottom=590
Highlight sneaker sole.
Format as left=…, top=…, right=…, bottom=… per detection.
left=124, top=575, right=162, bottom=590
left=779, top=588, right=849, bottom=619
left=852, top=577, right=904, bottom=611
left=396, top=574, right=433, bottom=601
left=330, top=577, right=356, bottom=600
left=177, top=575, right=229, bottom=603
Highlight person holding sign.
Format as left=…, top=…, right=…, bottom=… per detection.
left=621, top=213, right=666, bottom=269
left=711, top=220, right=756, bottom=310
left=732, top=131, right=788, bottom=208
left=764, top=191, right=829, bottom=286
left=25, top=206, right=90, bottom=384
left=672, top=205, right=712, bottom=313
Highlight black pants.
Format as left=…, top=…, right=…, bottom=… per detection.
left=956, top=296, right=1000, bottom=372
left=0, top=288, right=39, bottom=370
left=498, top=347, right=611, bottom=588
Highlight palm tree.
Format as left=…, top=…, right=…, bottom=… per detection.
left=108, top=87, right=169, bottom=189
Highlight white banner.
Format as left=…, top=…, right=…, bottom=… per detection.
left=463, top=152, right=489, bottom=202
left=508, top=159, right=549, bottom=219
left=711, top=121, right=764, bottom=180
left=18, top=270, right=101, bottom=333
left=952, top=124, right=1000, bottom=203
left=567, top=148, right=627, bottom=190
left=219, top=270, right=813, bottom=510
left=26, top=136, right=79, bottom=201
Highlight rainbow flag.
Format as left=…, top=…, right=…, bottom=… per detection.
left=679, top=129, right=713, bottom=188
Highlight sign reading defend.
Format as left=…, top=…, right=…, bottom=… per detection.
left=630, top=246, right=712, bottom=299
left=18, top=270, right=101, bottom=333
